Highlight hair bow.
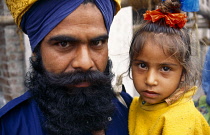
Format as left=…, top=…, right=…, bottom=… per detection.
left=143, top=9, right=187, bottom=29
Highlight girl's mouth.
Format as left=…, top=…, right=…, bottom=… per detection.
left=141, top=90, right=159, bottom=98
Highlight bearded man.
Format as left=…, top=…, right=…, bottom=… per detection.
left=0, top=0, right=132, bottom=135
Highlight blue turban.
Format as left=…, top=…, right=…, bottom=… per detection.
left=21, top=0, right=116, bottom=51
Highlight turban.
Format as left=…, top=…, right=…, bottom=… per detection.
left=6, top=0, right=121, bottom=51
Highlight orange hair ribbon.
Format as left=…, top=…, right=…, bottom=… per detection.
left=143, top=9, right=187, bottom=29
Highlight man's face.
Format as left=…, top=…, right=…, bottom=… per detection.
left=40, top=3, right=108, bottom=87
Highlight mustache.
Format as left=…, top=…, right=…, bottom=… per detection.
left=44, top=70, right=113, bottom=86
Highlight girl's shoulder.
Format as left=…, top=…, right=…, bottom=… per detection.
left=157, top=100, right=210, bottom=134
left=166, top=99, right=199, bottom=116
left=163, top=99, right=209, bottom=125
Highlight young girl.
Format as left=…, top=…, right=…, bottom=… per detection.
left=128, top=0, right=210, bottom=134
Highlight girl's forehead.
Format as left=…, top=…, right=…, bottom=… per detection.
left=138, top=39, right=170, bottom=53
left=134, top=43, right=181, bottom=67
left=135, top=32, right=167, bottom=46
left=148, top=33, right=174, bottom=45
left=138, top=33, right=179, bottom=53
left=137, top=42, right=174, bottom=58
left=132, top=31, right=184, bottom=63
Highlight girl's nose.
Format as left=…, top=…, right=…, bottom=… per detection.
left=71, top=45, right=94, bottom=71
left=145, top=70, right=158, bottom=86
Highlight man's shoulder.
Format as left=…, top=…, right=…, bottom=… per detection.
left=0, top=91, right=32, bottom=118
left=106, top=91, right=132, bottom=135
left=114, top=84, right=133, bottom=108
left=119, top=91, right=132, bottom=107
left=0, top=91, right=45, bottom=135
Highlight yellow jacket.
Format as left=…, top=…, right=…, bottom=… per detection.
left=129, top=87, right=210, bottom=135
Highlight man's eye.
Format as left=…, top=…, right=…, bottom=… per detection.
left=91, top=40, right=103, bottom=46
left=58, top=41, right=69, bottom=48
left=162, top=67, right=171, bottom=72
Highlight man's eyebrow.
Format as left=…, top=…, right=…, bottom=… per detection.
left=48, top=35, right=80, bottom=43
left=90, top=35, right=109, bottom=42
left=48, top=35, right=108, bottom=43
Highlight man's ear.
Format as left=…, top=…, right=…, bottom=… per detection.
left=32, top=53, right=36, bottom=57
left=31, top=53, right=37, bottom=62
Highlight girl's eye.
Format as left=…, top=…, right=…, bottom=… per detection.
left=138, top=63, right=147, bottom=69
left=161, top=66, right=171, bottom=72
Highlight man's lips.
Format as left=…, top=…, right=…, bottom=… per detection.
left=73, top=82, right=91, bottom=88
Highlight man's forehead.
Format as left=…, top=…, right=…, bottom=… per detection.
left=6, top=0, right=117, bottom=52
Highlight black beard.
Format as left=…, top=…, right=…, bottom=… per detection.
left=25, top=49, right=116, bottom=135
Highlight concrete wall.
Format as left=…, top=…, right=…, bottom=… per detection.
left=109, top=7, right=138, bottom=97
left=0, top=1, right=25, bottom=107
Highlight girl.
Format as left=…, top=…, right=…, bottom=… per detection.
left=128, top=0, right=210, bottom=134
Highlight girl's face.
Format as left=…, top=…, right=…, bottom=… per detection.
left=131, top=42, right=184, bottom=104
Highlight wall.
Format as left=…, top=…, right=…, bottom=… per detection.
left=109, top=7, right=139, bottom=97
left=0, top=1, right=25, bottom=107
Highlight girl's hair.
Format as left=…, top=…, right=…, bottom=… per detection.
left=128, top=0, right=200, bottom=89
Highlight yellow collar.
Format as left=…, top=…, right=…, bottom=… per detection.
left=139, top=86, right=197, bottom=111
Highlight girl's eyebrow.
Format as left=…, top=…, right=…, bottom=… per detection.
left=133, top=59, right=179, bottom=66
left=132, top=59, right=146, bottom=63
left=160, top=63, right=179, bottom=67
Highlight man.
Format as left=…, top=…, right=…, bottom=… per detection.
left=0, top=0, right=132, bottom=135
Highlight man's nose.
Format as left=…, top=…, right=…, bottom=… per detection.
left=71, top=45, right=94, bottom=71
left=145, top=69, right=158, bottom=86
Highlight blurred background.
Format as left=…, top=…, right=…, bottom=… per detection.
left=0, top=0, right=210, bottom=108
